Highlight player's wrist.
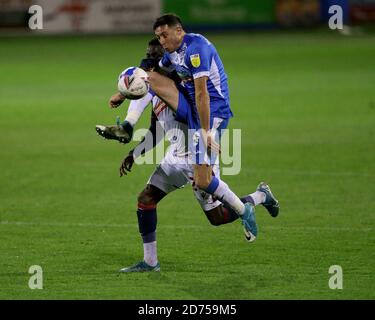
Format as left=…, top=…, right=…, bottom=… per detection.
left=118, top=92, right=127, bottom=99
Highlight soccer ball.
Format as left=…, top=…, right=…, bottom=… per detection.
left=117, top=67, right=149, bottom=100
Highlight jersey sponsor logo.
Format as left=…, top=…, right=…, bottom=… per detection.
left=154, top=100, right=168, bottom=117
left=190, top=54, right=201, bottom=68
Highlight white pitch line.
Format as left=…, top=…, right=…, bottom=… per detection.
left=0, top=220, right=372, bottom=232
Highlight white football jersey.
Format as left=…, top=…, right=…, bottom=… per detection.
left=126, top=91, right=189, bottom=157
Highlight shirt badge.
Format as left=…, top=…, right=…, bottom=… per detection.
left=190, top=54, right=201, bottom=68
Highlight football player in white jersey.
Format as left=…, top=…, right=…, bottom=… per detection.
left=96, top=39, right=279, bottom=273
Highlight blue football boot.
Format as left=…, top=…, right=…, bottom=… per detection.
left=257, top=182, right=280, bottom=217
left=119, top=261, right=160, bottom=273
left=241, top=202, right=258, bottom=242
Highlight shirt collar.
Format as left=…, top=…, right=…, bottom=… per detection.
left=176, top=34, right=187, bottom=53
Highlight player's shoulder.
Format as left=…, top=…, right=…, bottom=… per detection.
left=186, top=33, right=211, bottom=48
left=185, top=34, right=213, bottom=60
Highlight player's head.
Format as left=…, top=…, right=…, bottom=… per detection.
left=147, top=38, right=164, bottom=60
left=153, top=13, right=185, bottom=53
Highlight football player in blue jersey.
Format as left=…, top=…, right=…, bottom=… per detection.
left=144, top=14, right=280, bottom=243
left=98, top=38, right=279, bottom=272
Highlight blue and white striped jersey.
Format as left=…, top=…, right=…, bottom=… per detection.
left=159, top=33, right=233, bottom=120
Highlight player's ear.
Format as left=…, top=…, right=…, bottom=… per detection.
left=175, top=24, right=183, bottom=34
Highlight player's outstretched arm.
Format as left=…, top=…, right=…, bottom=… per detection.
left=119, top=111, right=162, bottom=177
left=109, top=92, right=126, bottom=108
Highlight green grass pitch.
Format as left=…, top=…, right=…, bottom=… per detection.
left=0, top=31, right=374, bottom=299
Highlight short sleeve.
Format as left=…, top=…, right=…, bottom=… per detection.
left=159, top=53, right=172, bottom=68
left=186, top=40, right=211, bottom=79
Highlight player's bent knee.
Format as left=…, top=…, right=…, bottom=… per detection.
left=205, top=208, right=224, bottom=226
left=195, top=177, right=211, bottom=190
left=194, top=165, right=212, bottom=191
left=137, top=185, right=166, bottom=207
left=137, top=190, right=156, bottom=207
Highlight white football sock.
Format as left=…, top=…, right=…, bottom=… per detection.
left=249, top=191, right=266, bottom=206
left=125, top=110, right=142, bottom=127
left=213, top=179, right=245, bottom=215
left=143, top=241, right=158, bottom=267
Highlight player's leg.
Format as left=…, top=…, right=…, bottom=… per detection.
left=120, top=165, right=185, bottom=273
left=205, top=205, right=239, bottom=226
left=193, top=178, right=256, bottom=228
left=190, top=164, right=245, bottom=228
left=248, top=182, right=280, bottom=217
left=192, top=118, right=244, bottom=217
left=119, top=184, right=165, bottom=273
left=192, top=122, right=258, bottom=241
left=199, top=173, right=280, bottom=225
left=195, top=168, right=257, bottom=241
left=201, top=124, right=279, bottom=219
left=203, top=194, right=273, bottom=226
left=137, top=184, right=165, bottom=267
left=166, top=89, right=257, bottom=240
left=147, top=71, right=179, bottom=112
left=193, top=189, right=250, bottom=227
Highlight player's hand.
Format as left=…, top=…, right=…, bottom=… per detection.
left=109, top=92, right=126, bottom=109
left=119, top=154, right=134, bottom=177
left=203, top=130, right=221, bottom=155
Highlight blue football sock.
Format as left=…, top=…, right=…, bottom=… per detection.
left=137, top=203, right=158, bottom=266
left=137, top=203, right=157, bottom=243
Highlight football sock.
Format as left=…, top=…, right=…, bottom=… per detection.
left=124, top=111, right=142, bottom=127
left=205, top=176, right=245, bottom=216
left=137, top=203, right=158, bottom=267
left=249, top=191, right=266, bottom=206
left=143, top=241, right=158, bottom=267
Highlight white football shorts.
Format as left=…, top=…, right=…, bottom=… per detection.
left=147, top=152, right=221, bottom=211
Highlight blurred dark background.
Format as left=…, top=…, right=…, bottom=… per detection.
left=0, top=0, right=374, bottom=35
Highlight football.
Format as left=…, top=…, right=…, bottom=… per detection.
left=117, top=67, right=149, bottom=100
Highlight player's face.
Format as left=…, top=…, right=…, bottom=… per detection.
left=154, top=24, right=184, bottom=53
